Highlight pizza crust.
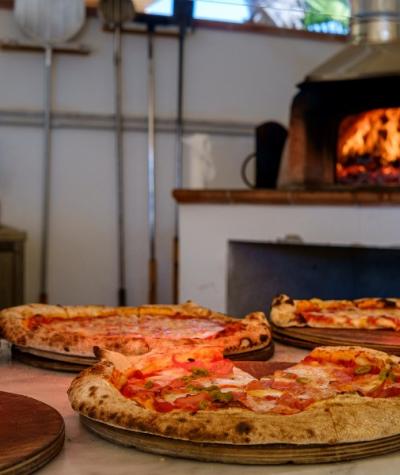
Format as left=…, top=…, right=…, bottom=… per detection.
left=139, top=302, right=271, bottom=354
left=68, top=348, right=400, bottom=445
left=0, top=302, right=271, bottom=357
left=269, top=295, right=299, bottom=327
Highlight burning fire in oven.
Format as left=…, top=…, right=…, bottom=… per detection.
left=336, top=108, right=400, bottom=185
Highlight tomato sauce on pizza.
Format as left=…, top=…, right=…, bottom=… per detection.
left=0, top=302, right=271, bottom=357
left=111, top=345, right=400, bottom=415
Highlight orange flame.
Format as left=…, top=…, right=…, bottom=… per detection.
left=336, top=108, right=400, bottom=185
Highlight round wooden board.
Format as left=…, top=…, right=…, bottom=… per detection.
left=0, top=391, right=65, bottom=475
left=270, top=323, right=400, bottom=355
left=13, top=345, right=97, bottom=364
left=12, top=342, right=274, bottom=372
left=81, top=415, right=400, bottom=465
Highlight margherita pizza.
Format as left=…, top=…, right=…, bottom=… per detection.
left=68, top=345, right=400, bottom=445
left=271, top=294, right=400, bottom=330
left=0, top=302, right=271, bottom=358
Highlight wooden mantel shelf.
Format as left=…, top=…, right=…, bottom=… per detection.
left=173, top=189, right=400, bottom=206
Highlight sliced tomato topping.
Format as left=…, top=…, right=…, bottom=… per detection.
left=302, top=313, right=335, bottom=325
left=331, top=368, right=354, bottom=383
left=380, top=386, right=400, bottom=398
left=121, top=384, right=134, bottom=398
left=296, top=301, right=319, bottom=312
left=271, top=380, right=296, bottom=391
left=246, top=380, right=265, bottom=391
left=291, top=397, right=315, bottom=410
left=356, top=299, right=379, bottom=309
left=231, top=390, right=246, bottom=401
left=302, top=355, right=318, bottom=364
left=165, top=378, right=187, bottom=390
left=127, top=369, right=145, bottom=379
left=174, top=392, right=211, bottom=411
left=208, top=359, right=234, bottom=377
left=367, top=316, right=380, bottom=325
left=276, top=393, right=314, bottom=412
left=153, top=400, right=175, bottom=412
left=259, top=379, right=273, bottom=389
left=368, top=384, right=400, bottom=398
left=121, top=384, right=146, bottom=398
left=390, top=371, right=400, bottom=383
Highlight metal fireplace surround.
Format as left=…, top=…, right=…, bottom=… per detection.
left=280, top=0, right=400, bottom=188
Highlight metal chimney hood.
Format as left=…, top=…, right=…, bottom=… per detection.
left=306, top=0, right=400, bottom=82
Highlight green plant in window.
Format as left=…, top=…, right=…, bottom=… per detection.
left=304, top=0, right=350, bottom=29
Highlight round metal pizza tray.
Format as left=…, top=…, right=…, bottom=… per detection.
left=80, top=415, right=400, bottom=464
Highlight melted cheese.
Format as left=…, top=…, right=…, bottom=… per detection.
left=147, top=367, right=187, bottom=386
left=208, top=367, right=255, bottom=389
left=242, top=396, right=277, bottom=413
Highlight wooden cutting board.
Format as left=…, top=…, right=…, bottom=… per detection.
left=81, top=415, right=400, bottom=465
left=80, top=360, right=400, bottom=464
left=227, top=342, right=274, bottom=361
left=12, top=341, right=275, bottom=372
left=0, top=391, right=65, bottom=475
left=81, top=415, right=400, bottom=464
left=12, top=345, right=94, bottom=372
left=271, top=323, right=400, bottom=355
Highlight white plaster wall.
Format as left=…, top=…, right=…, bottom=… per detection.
left=0, top=9, right=343, bottom=304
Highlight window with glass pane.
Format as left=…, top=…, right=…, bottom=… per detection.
left=107, top=0, right=350, bottom=35
left=194, top=0, right=350, bottom=35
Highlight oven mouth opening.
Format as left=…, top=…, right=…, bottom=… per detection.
left=336, top=107, right=400, bottom=186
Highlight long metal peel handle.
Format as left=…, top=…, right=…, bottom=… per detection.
left=147, top=28, right=157, bottom=304
left=114, top=23, right=127, bottom=306
left=172, top=27, right=186, bottom=304
left=173, top=235, right=179, bottom=303
left=148, top=257, right=157, bottom=305
left=39, top=45, right=53, bottom=304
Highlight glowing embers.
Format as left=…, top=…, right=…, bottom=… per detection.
left=336, top=108, right=400, bottom=185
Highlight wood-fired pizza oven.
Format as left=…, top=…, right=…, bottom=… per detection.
left=279, top=0, right=400, bottom=189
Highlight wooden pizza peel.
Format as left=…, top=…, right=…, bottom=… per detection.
left=13, top=0, right=87, bottom=304
left=0, top=391, right=65, bottom=475
left=79, top=360, right=400, bottom=464
left=12, top=345, right=91, bottom=372
left=269, top=318, right=400, bottom=355
left=11, top=340, right=275, bottom=372
left=81, top=416, right=400, bottom=464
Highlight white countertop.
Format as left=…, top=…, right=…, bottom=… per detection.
left=2, top=342, right=400, bottom=475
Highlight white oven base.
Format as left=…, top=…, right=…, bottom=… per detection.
left=178, top=204, right=400, bottom=313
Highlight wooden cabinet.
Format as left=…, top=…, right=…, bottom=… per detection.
left=0, top=226, right=26, bottom=309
